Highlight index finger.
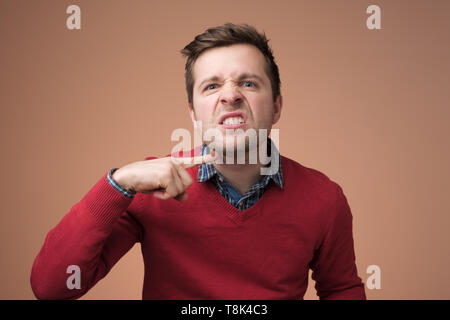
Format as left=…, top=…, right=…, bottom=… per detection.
left=173, top=153, right=217, bottom=168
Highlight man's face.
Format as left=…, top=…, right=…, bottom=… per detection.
left=189, top=43, right=282, bottom=156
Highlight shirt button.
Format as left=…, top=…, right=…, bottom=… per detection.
left=218, top=177, right=224, bottom=182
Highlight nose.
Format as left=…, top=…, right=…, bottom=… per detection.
left=219, top=81, right=244, bottom=107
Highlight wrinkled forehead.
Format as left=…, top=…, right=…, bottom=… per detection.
left=192, top=44, right=269, bottom=88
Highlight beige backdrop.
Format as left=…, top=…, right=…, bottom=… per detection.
left=1, top=0, right=449, bottom=300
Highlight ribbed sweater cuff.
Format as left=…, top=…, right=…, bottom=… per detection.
left=82, top=172, right=134, bottom=227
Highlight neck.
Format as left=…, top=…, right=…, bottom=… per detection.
left=214, top=162, right=263, bottom=195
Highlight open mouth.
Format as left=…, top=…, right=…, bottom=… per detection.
left=221, top=116, right=245, bottom=125
left=218, top=112, right=247, bottom=126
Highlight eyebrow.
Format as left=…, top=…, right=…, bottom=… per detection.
left=197, top=73, right=266, bottom=90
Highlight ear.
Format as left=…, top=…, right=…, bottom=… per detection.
left=188, top=102, right=196, bottom=123
left=272, top=94, right=283, bottom=125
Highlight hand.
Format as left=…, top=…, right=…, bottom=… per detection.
left=112, top=152, right=216, bottom=202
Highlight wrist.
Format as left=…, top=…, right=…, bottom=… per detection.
left=112, top=168, right=133, bottom=190
left=108, top=168, right=136, bottom=198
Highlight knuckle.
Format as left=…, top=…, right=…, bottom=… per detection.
left=170, top=157, right=181, bottom=166
left=185, top=176, right=194, bottom=186
left=177, top=182, right=185, bottom=193
left=166, top=162, right=175, bottom=170
left=161, top=169, right=173, bottom=181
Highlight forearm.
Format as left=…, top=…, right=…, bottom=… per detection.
left=30, top=173, right=135, bottom=299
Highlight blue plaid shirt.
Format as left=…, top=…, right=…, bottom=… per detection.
left=107, top=140, right=284, bottom=210
left=197, top=141, right=284, bottom=211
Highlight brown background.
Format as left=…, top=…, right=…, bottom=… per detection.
left=1, top=0, right=449, bottom=300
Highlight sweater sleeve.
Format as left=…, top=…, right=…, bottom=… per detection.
left=30, top=172, right=143, bottom=300
left=309, top=185, right=366, bottom=300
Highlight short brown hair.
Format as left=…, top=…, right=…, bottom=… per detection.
left=180, top=23, right=281, bottom=105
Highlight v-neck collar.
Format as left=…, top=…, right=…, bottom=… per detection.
left=197, top=141, right=284, bottom=189
left=194, top=158, right=285, bottom=226
left=197, top=140, right=284, bottom=211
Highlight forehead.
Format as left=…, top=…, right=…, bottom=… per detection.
left=192, top=44, right=268, bottom=85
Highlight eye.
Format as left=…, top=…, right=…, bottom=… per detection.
left=205, top=84, right=218, bottom=90
left=242, top=81, right=255, bottom=87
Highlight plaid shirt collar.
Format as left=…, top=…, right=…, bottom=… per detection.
left=197, top=139, right=284, bottom=190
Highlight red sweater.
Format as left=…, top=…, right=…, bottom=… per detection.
left=30, top=155, right=366, bottom=300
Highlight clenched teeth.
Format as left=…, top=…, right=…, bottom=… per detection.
left=222, top=117, right=244, bottom=125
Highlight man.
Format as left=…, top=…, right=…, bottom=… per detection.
left=31, top=23, right=366, bottom=300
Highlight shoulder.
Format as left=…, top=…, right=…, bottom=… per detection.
left=280, top=156, right=351, bottom=234
left=281, top=155, right=340, bottom=189
left=280, top=155, right=344, bottom=207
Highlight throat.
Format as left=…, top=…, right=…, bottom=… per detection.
left=214, top=163, right=263, bottom=195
